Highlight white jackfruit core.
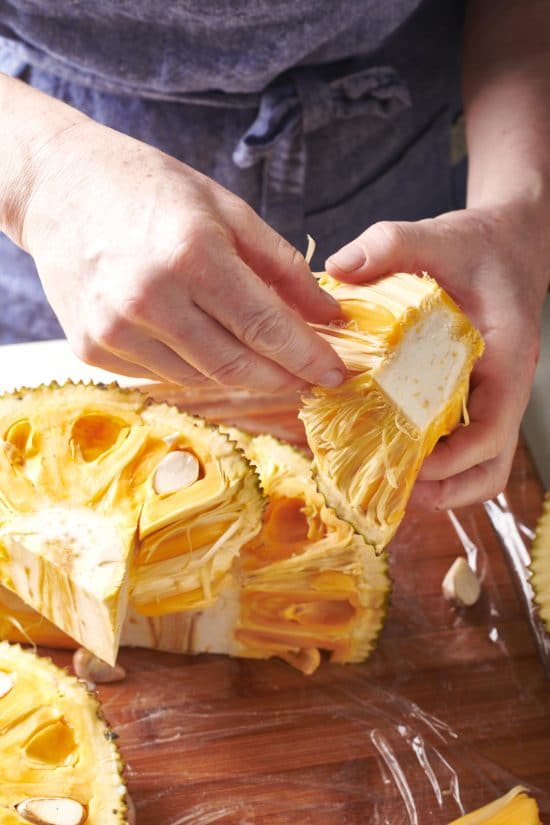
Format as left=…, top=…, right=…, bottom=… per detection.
left=0, top=506, right=127, bottom=597
left=374, top=306, right=467, bottom=431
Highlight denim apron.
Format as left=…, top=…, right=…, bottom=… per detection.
left=0, top=0, right=465, bottom=343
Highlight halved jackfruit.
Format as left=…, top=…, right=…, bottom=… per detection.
left=447, top=786, right=541, bottom=825
left=0, top=383, right=263, bottom=664
left=0, top=641, right=128, bottom=824
left=0, top=434, right=389, bottom=674
left=531, top=490, right=550, bottom=633
left=300, top=273, right=484, bottom=549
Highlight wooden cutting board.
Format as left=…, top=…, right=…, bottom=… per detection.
left=37, top=386, right=550, bottom=825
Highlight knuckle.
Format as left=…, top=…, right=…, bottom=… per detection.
left=207, top=352, right=254, bottom=386
left=240, top=306, right=290, bottom=352
left=292, top=348, right=319, bottom=376
left=112, top=292, right=152, bottom=326
left=167, top=221, right=226, bottom=275
left=170, top=365, right=211, bottom=387
left=89, top=313, right=129, bottom=351
left=368, top=220, right=406, bottom=251
left=71, top=335, right=103, bottom=366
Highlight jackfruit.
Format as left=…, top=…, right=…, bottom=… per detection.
left=301, top=272, right=484, bottom=549
left=0, top=383, right=264, bottom=664
left=0, top=641, right=128, bottom=824
left=447, top=786, right=541, bottom=825
left=0, top=431, right=389, bottom=675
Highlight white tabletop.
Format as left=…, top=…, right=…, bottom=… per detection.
left=0, top=339, right=145, bottom=394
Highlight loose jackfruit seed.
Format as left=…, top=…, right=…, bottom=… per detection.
left=72, top=648, right=126, bottom=684
left=153, top=450, right=200, bottom=495
left=442, top=557, right=481, bottom=607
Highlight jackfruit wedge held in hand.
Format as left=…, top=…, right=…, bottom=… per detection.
left=531, top=490, right=550, bottom=633
left=300, top=273, right=484, bottom=549
left=0, top=641, right=129, bottom=824
left=0, top=383, right=263, bottom=664
left=447, top=785, right=541, bottom=825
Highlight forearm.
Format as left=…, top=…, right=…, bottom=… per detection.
left=463, top=0, right=550, bottom=292
left=0, top=72, right=88, bottom=246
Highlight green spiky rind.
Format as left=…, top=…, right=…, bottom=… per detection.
left=0, top=640, right=128, bottom=824
left=530, top=490, right=550, bottom=633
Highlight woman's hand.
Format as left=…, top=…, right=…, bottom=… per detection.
left=325, top=204, right=549, bottom=509
left=17, top=118, right=344, bottom=392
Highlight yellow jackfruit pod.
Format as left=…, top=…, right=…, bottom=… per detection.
left=300, top=272, right=484, bottom=550
left=128, top=401, right=264, bottom=616
left=0, top=641, right=129, bottom=824
left=447, top=786, right=541, bottom=825
left=0, top=383, right=264, bottom=664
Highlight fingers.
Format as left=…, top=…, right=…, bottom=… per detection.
left=412, top=323, right=537, bottom=510
left=171, top=236, right=346, bottom=388
left=325, top=218, right=459, bottom=283
left=71, top=335, right=168, bottom=382
left=86, top=300, right=310, bottom=393
left=410, top=433, right=517, bottom=510
left=419, top=368, right=518, bottom=482
left=223, top=199, right=342, bottom=324
left=419, top=325, right=537, bottom=481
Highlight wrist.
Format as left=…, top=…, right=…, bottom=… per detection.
left=0, top=73, right=88, bottom=247
left=464, top=195, right=550, bottom=303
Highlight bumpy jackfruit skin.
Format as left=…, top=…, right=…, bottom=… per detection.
left=300, top=273, right=485, bottom=550
left=0, top=383, right=264, bottom=664
left=0, top=641, right=129, bottom=824
left=531, top=490, right=550, bottom=633
left=447, top=785, right=541, bottom=825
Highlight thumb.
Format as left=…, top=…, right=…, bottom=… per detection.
left=325, top=219, right=451, bottom=283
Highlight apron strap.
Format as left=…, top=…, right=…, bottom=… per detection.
left=232, top=64, right=412, bottom=234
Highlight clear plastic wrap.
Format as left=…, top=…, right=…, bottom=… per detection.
left=37, top=387, right=549, bottom=824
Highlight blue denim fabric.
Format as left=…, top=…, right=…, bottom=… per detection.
left=0, top=0, right=465, bottom=343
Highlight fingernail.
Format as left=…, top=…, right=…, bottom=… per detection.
left=318, top=368, right=345, bottom=388
left=326, top=244, right=366, bottom=273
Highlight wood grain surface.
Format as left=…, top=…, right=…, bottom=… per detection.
left=41, top=387, right=550, bottom=824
